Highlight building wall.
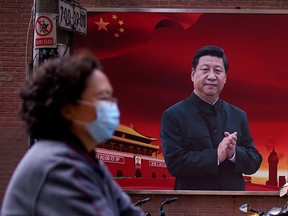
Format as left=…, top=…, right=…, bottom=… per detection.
left=0, top=0, right=288, bottom=211
left=81, top=0, right=288, bottom=9
left=0, top=0, right=34, bottom=205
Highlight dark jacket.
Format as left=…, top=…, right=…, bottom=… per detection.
left=1, top=139, right=145, bottom=216
left=160, top=92, right=263, bottom=190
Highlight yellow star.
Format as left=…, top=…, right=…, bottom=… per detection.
left=112, top=14, right=118, bottom=20
left=95, top=17, right=109, bottom=31
left=114, top=33, right=120, bottom=38
left=118, top=20, right=124, bottom=26
left=119, top=28, right=125, bottom=33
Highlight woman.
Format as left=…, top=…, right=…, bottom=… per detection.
left=1, top=53, right=145, bottom=216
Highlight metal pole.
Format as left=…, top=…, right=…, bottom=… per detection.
left=33, top=0, right=71, bottom=67
left=30, top=0, right=71, bottom=147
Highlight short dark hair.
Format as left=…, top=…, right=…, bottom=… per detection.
left=192, top=45, right=229, bottom=72
left=19, top=52, right=102, bottom=140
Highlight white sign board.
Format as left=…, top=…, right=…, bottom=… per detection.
left=58, top=0, right=87, bottom=35
left=34, top=13, right=57, bottom=48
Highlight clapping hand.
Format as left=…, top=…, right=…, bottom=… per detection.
left=218, top=132, right=237, bottom=163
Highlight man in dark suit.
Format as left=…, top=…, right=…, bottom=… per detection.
left=160, top=45, right=262, bottom=190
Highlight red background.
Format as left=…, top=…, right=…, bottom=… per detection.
left=74, top=12, right=288, bottom=186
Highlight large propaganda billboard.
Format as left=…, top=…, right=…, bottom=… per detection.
left=74, top=10, right=288, bottom=191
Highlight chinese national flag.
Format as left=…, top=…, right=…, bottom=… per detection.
left=74, top=12, right=201, bottom=59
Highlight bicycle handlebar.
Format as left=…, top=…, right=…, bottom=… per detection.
left=160, top=197, right=178, bottom=211
left=133, top=197, right=151, bottom=206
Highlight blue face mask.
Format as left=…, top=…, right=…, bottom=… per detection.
left=85, top=100, right=120, bottom=144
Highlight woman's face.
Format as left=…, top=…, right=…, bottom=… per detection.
left=73, top=69, right=114, bottom=122
left=62, top=69, right=114, bottom=149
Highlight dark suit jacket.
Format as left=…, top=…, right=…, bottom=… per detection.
left=160, top=92, right=263, bottom=190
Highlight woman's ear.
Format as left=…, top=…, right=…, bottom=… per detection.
left=61, top=105, right=75, bottom=121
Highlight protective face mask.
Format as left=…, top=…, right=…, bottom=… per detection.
left=85, top=100, right=120, bottom=144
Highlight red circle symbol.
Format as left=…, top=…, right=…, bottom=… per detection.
left=35, top=16, right=53, bottom=37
